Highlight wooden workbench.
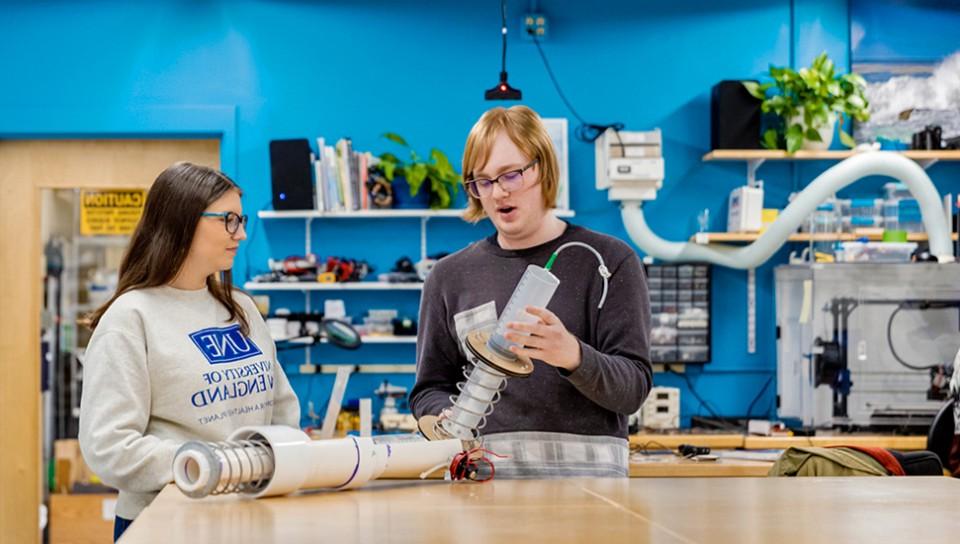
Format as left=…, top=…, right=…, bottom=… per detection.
left=743, top=435, right=928, bottom=450
left=630, top=433, right=745, bottom=449
left=120, top=477, right=959, bottom=543
left=631, top=433, right=928, bottom=451
left=629, top=455, right=772, bottom=477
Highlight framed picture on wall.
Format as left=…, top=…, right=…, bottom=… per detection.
left=542, top=117, right=569, bottom=210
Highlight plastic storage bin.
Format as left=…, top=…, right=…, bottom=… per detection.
left=802, top=203, right=838, bottom=234
left=651, top=347, right=679, bottom=362
left=882, top=199, right=900, bottom=231
left=643, top=263, right=711, bottom=363
left=679, top=346, right=709, bottom=362
left=841, top=215, right=884, bottom=232
left=678, top=330, right=709, bottom=346
left=883, top=182, right=911, bottom=200
left=650, top=326, right=678, bottom=345
left=838, top=242, right=917, bottom=263
left=849, top=198, right=883, bottom=217
left=898, top=199, right=923, bottom=232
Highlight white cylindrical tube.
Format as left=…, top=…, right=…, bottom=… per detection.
left=172, top=426, right=465, bottom=499
left=229, top=426, right=315, bottom=497
left=488, top=264, right=560, bottom=358
left=234, top=427, right=385, bottom=496
left=377, top=439, right=463, bottom=478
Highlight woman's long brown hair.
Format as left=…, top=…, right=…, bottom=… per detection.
left=86, top=162, right=250, bottom=335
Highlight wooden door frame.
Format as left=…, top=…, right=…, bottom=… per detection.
left=0, top=106, right=236, bottom=544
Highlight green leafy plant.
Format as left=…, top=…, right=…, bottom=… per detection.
left=375, top=133, right=460, bottom=209
left=743, top=52, right=870, bottom=153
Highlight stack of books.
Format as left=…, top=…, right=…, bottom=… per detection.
left=594, top=128, right=663, bottom=201
left=313, top=137, right=375, bottom=212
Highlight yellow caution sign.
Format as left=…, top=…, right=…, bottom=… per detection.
left=80, top=189, right=146, bottom=236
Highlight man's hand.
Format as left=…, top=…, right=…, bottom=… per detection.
left=504, top=306, right=581, bottom=372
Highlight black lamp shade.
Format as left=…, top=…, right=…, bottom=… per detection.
left=485, top=71, right=522, bottom=100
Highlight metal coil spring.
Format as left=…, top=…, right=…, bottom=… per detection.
left=438, top=359, right=507, bottom=440
left=205, top=438, right=274, bottom=496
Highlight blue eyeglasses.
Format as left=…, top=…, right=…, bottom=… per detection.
left=201, top=211, right=248, bottom=234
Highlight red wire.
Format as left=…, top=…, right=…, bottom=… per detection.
left=449, top=447, right=508, bottom=482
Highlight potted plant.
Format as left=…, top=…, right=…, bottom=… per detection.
left=744, top=52, right=870, bottom=153
left=372, top=133, right=460, bottom=209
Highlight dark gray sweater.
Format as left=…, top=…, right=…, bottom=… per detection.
left=410, top=223, right=652, bottom=438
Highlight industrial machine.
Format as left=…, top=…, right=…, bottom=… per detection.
left=776, top=263, right=960, bottom=431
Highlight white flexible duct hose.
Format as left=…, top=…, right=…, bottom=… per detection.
left=621, top=152, right=954, bottom=269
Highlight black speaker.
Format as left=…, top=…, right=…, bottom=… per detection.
left=269, top=139, right=314, bottom=210
left=711, top=80, right=762, bottom=150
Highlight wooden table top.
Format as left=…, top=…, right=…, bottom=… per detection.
left=121, top=477, right=959, bottom=543
left=384, top=456, right=772, bottom=479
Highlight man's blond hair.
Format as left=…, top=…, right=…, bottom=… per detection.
left=461, top=106, right=559, bottom=222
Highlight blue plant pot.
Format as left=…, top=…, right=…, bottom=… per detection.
left=391, top=175, right=431, bottom=209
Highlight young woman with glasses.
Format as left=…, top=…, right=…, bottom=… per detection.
left=411, top=105, right=652, bottom=478
left=79, top=162, right=300, bottom=541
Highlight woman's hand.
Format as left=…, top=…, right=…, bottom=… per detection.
left=504, top=306, right=581, bottom=372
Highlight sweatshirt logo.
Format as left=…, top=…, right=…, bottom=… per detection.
left=189, top=324, right=262, bottom=364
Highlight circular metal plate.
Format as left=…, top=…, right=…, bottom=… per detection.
left=465, top=330, right=533, bottom=377
left=417, top=415, right=447, bottom=441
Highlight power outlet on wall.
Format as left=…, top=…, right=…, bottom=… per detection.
left=522, top=13, right=547, bottom=41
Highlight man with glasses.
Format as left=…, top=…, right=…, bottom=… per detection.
left=410, top=105, right=652, bottom=478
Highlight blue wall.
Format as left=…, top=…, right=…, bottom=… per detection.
left=3, top=0, right=956, bottom=428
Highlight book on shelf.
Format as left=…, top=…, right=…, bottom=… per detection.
left=312, top=138, right=329, bottom=213
left=335, top=139, right=352, bottom=211
left=311, top=136, right=376, bottom=213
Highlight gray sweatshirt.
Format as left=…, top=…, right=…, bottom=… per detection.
left=410, top=223, right=652, bottom=440
left=79, top=286, right=300, bottom=519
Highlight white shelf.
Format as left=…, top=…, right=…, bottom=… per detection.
left=245, top=281, right=423, bottom=291
left=258, top=208, right=576, bottom=219
left=282, top=335, right=417, bottom=345
left=703, top=149, right=960, bottom=162
left=362, top=336, right=417, bottom=344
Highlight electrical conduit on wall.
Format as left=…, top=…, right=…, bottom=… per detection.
left=620, top=152, right=954, bottom=268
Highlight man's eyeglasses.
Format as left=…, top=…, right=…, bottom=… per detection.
left=201, top=211, right=248, bottom=235
left=465, top=158, right=539, bottom=198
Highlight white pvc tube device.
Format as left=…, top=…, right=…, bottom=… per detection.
left=620, top=152, right=954, bottom=268
left=488, top=265, right=560, bottom=357
left=437, top=265, right=560, bottom=442
left=172, top=425, right=463, bottom=499
left=429, top=248, right=611, bottom=443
